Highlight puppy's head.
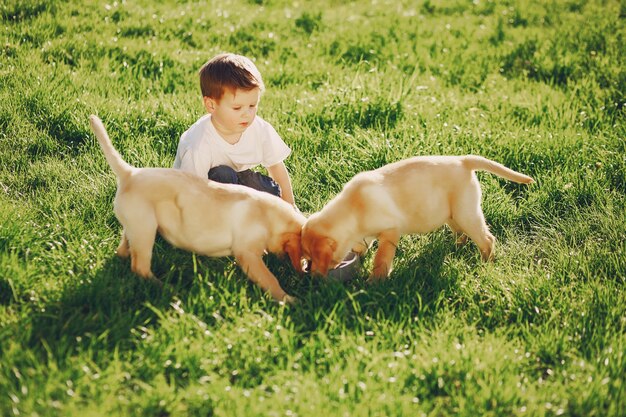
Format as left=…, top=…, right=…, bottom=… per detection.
left=282, top=232, right=303, bottom=273
left=301, top=223, right=338, bottom=277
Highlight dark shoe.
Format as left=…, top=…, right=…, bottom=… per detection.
left=327, top=251, right=361, bottom=282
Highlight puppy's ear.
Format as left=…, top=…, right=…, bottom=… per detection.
left=311, top=237, right=337, bottom=276
left=283, top=233, right=303, bottom=273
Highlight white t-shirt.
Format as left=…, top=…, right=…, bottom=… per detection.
left=173, top=114, right=291, bottom=178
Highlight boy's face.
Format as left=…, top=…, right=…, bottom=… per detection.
left=204, top=88, right=260, bottom=140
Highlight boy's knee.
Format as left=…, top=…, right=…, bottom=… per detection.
left=208, top=165, right=238, bottom=184
left=237, top=170, right=281, bottom=197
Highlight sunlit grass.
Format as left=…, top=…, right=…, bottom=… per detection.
left=1, top=0, right=625, bottom=416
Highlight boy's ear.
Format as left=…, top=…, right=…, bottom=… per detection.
left=203, top=96, right=216, bottom=113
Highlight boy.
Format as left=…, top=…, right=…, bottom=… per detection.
left=173, top=53, right=297, bottom=209
left=174, top=53, right=359, bottom=280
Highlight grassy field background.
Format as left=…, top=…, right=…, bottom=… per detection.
left=1, top=0, right=625, bottom=415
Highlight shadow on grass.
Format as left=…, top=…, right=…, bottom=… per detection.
left=285, top=235, right=471, bottom=334
left=23, top=240, right=236, bottom=356
left=25, top=256, right=173, bottom=356
left=22, top=239, right=307, bottom=358
left=21, top=234, right=472, bottom=359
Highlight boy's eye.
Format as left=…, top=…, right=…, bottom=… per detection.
left=233, top=107, right=241, bottom=110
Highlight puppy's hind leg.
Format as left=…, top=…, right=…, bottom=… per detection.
left=453, top=210, right=495, bottom=261
left=125, top=216, right=161, bottom=284
left=116, top=230, right=130, bottom=258
left=451, top=186, right=495, bottom=261
left=447, top=219, right=468, bottom=246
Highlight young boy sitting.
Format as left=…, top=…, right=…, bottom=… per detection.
left=173, top=53, right=297, bottom=210
left=174, top=52, right=360, bottom=280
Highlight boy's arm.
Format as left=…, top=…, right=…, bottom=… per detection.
left=267, top=162, right=297, bottom=209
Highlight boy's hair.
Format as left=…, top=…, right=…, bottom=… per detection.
left=199, top=53, right=265, bottom=100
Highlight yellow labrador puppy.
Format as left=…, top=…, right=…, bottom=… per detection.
left=89, top=115, right=304, bottom=304
left=301, top=155, right=533, bottom=281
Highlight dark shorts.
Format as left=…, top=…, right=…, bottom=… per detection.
left=208, top=165, right=281, bottom=197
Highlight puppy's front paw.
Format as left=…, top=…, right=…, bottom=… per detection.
left=366, top=267, right=390, bottom=284
left=144, top=275, right=163, bottom=288
left=370, top=264, right=392, bottom=281
left=366, top=276, right=385, bottom=285
left=280, top=295, right=298, bottom=305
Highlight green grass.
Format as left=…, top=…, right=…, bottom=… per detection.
left=1, top=0, right=625, bottom=415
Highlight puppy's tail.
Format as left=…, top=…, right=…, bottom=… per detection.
left=462, top=155, right=534, bottom=184
left=89, top=115, right=133, bottom=179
